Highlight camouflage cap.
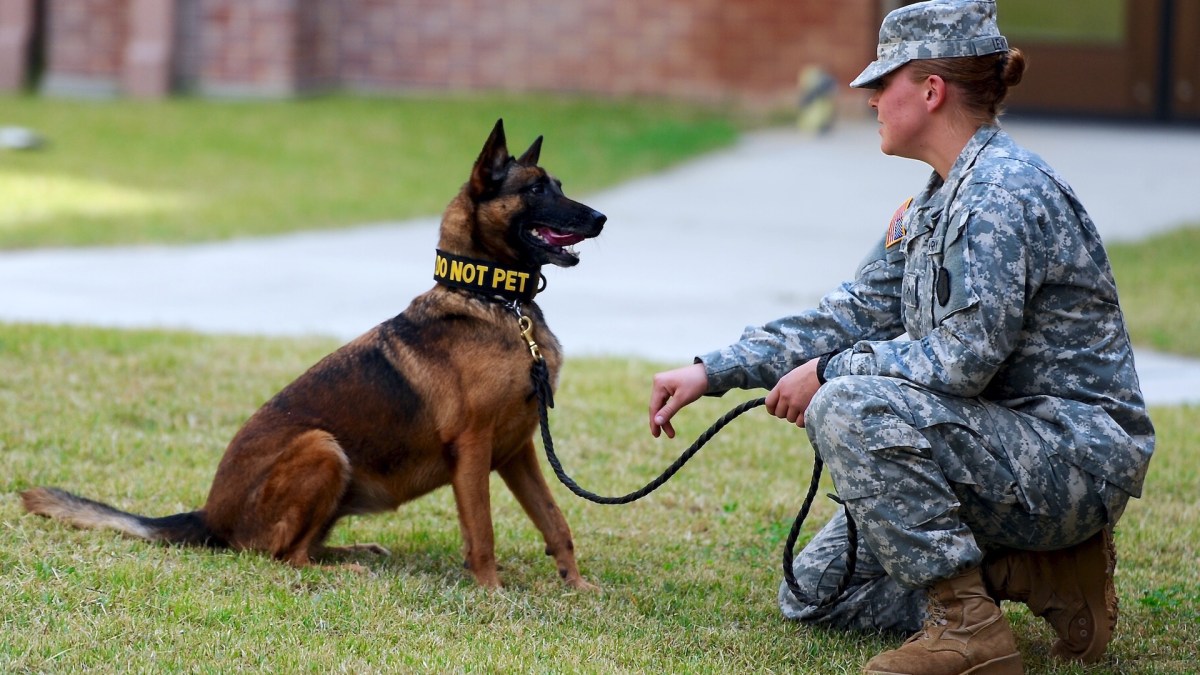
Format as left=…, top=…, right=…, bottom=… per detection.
left=850, top=0, right=1009, bottom=89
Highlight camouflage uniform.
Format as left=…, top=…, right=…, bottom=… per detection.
left=699, top=125, right=1155, bottom=633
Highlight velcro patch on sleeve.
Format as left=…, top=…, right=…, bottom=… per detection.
left=885, top=197, right=914, bottom=248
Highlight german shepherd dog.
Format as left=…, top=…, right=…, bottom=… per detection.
left=22, top=119, right=605, bottom=589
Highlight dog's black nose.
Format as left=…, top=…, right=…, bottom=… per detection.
left=591, top=210, right=607, bottom=227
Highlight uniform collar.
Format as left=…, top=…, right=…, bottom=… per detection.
left=913, top=125, right=1003, bottom=220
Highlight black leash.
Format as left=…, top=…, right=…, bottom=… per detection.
left=438, top=263, right=860, bottom=605
left=528, top=356, right=858, bottom=607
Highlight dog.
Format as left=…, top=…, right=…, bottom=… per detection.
left=21, top=119, right=605, bottom=589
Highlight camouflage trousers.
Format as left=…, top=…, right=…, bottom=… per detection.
left=779, top=375, right=1123, bottom=634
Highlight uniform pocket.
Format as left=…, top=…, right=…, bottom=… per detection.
left=836, top=420, right=940, bottom=528
left=893, top=383, right=1025, bottom=510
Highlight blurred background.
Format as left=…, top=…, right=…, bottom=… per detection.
left=1, top=0, right=1198, bottom=364
left=1, top=0, right=1197, bottom=123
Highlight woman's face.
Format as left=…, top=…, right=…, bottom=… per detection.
left=868, top=65, right=931, bottom=160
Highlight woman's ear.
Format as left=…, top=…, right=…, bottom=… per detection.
left=924, top=74, right=949, bottom=112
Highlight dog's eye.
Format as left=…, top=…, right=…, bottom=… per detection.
left=528, top=183, right=545, bottom=195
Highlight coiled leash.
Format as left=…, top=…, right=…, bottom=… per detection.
left=513, top=305, right=857, bottom=606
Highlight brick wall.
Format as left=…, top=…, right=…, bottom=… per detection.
left=14, top=0, right=879, bottom=110
left=0, top=0, right=35, bottom=90
left=336, top=0, right=877, bottom=110
left=41, top=0, right=127, bottom=96
left=197, top=0, right=298, bottom=96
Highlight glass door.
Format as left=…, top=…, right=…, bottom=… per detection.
left=998, top=0, right=1159, bottom=118
left=1171, top=0, right=1200, bottom=120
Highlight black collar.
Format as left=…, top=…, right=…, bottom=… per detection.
left=433, top=249, right=542, bottom=304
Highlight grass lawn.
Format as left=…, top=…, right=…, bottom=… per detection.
left=1, top=323, right=1197, bottom=673
left=1107, top=227, right=1200, bottom=357
left=0, top=93, right=736, bottom=249
left=2, top=94, right=1197, bottom=671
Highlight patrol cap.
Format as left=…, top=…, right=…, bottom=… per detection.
left=850, top=0, right=1009, bottom=89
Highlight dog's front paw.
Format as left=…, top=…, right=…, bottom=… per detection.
left=570, top=578, right=600, bottom=592
left=560, top=569, right=600, bottom=592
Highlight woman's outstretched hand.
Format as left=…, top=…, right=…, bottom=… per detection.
left=649, top=363, right=708, bottom=438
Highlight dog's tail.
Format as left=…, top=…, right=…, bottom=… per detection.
left=20, top=487, right=224, bottom=548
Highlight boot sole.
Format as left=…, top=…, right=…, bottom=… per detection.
left=864, top=652, right=1023, bottom=675
left=1050, top=527, right=1118, bottom=664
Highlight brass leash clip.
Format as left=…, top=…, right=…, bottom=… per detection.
left=518, top=315, right=543, bottom=361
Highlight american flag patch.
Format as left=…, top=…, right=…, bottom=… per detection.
left=885, top=197, right=913, bottom=248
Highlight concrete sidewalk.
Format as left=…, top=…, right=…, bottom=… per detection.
left=2, top=118, right=1199, bottom=405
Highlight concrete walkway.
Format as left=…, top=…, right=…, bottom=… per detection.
left=2, top=118, right=1199, bottom=406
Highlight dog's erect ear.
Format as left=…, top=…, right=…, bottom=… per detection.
left=470, top=119, right=511, bottom=198
left=516, top=135, right=543, bottom=167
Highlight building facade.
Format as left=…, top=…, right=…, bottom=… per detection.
left=0, top=0, right=878, bottom=112
left=1, top=0, right=1197, bottom=122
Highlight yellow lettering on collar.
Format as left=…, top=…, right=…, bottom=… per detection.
left=433, top=249, right=539, bottom=302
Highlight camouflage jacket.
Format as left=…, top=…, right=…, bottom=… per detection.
left=700, top=125, right=1154, bottom=498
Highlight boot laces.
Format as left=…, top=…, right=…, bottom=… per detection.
left=927, top=597, right=948, bottom=628
left=905, top=597, right=948, bottom=644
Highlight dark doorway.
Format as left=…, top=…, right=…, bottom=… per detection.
left=24, top=0, right=46, bottom=91
left=1169, top=0, right=1200, bottom=121
left=886, top=0, right=1199, bottom=122
left=999, top=0, right=1199, bottom=122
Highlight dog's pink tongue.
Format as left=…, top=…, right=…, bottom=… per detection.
left=538, top=228, right=585, bottom=247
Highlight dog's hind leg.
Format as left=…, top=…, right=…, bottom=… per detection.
left=498, top=441, right=596, bottom=591
left=249, top=430, right=352, bottom=567
left=447, top=429, right=502, bottom=588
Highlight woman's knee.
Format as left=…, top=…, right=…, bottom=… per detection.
left=805, top=375, right=900, bottom=443
left=805, top=376, right=853, bottom=436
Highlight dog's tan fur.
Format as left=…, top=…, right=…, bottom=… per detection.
left=21, top=120, right=605, bottom=589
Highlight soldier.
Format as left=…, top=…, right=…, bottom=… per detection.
left=647, top=1, right=1154, bottom=674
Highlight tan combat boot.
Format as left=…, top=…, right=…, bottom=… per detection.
left=863, top=567, right=1022, bottom=675
left=982, top=527, right=1118, bottom=664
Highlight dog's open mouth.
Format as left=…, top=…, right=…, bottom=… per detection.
left=528, top=226, right=588, bottom=262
